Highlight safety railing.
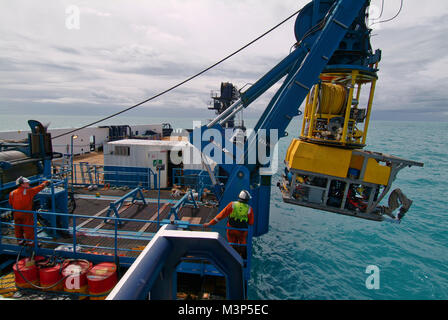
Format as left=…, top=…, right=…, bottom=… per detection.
left=167, top=190, right=198, bottom=220
left=172, top=168, right=228, bottom=201
left=0, top=205, right=253, bottom=279
left=173, top=168, right=221, bottom=188
left=0, top=206, right=157, bottom=261
left=68, top=163, right=158, bottom=190
left=103, top=187, right=147, bottom=225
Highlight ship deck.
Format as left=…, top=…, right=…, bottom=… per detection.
left=1, top=188, right=218, bottom=258
left=0, top=186, right=225, bottom=300
left=67, top=195, right=218, bottom=258
left=0, top=161, right=237, bottom=300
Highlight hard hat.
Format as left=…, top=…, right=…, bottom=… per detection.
left=16, top=176, right=30, bottom=185
left=238, top=190, right=251, bottom=202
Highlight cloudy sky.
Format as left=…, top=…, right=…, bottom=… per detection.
left=0, top=0, right=447, bottom=128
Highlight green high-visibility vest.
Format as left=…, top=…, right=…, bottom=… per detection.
left=230, top=201, right=249, bottom=223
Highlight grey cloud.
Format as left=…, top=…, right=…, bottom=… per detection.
left=53, top=46, right=82, bottom=55
left=35, top=62, right=81, bottom=72
left=368, top=14, right=448, bottom=120
left=0, top=1, right=446, bottom=122
left=0, top=58, right=21, bottom=71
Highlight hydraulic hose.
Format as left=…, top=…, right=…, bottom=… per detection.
left=14, top=246, right=89, bottom=291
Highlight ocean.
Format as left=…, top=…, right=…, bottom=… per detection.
left=249, top=120, right=448, bottom=300
left=1, top=114, right=447, bottom=300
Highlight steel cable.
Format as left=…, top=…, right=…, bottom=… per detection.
left=52, top=7, right=303, bottom=140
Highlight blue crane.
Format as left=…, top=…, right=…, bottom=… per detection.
left=189, top=0, right=422, bottom=236
left=108, top=0, right=423, bottom=300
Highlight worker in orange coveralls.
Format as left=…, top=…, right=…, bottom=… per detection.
left=203, top=190, right=254, bottom=259
left=8, top=177, right=50, bottom=246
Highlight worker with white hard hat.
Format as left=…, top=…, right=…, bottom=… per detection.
left=203, top=190, right=254, bottom=258
left=9, top=176, right=50, bottom=246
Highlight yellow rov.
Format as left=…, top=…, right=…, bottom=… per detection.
left=280, top=69, right=423, bottom=222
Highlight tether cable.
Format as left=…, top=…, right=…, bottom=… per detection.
left=52, top=7, right=303, bottom=140
left=369, top=0, right=403, bottom=27
left=371, top=0, right=385, bottom=20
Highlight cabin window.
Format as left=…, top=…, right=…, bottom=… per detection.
left=115, top=146, right=130, bottom=156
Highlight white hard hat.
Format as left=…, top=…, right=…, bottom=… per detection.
left=16, top=176, right=30, bottom=185
left=238, top=190, right=251, bottom=202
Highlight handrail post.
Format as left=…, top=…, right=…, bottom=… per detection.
left=157, top=166, right=161, bottom=228
left=114, top=218, right=118, bottom=259
left=73, top=163, right=77, bottom=186
left=33, top=210, right=38, bottom=251
left=50, top=180, right=56, bottom=213
left=73, top=215, right=77, bottom=255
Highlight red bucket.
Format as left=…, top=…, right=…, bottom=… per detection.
left=13, top=256, right=45, bottom=289
left=87, top=262, right=118, bottom=300
left=39, top=263, right=64, bottom=292
left=62, top=260, right=93, bottom=299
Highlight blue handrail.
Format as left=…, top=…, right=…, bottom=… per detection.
left=70, top=163, right=158, bottom=190
left=0, top=203, right=253, bottom=279
left=167, top=190, right=198, bottom=220
left=104, top=187, right=147, bottom=224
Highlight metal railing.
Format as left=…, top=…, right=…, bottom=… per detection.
left=0, top=206, right=253, bottom=280
left=172, top=168, right=228, bottom=201
left=0, top=207, right=154, bottom=258
left=66, top=163, right=158, bottom=190
left=172, top=168, right=216, bottom=188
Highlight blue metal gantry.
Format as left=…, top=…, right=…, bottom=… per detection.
left=110, top=0, right=383, bottom=300
left=190, top=0, right=378, bottom=238
left=0, top=0, right=391, bottom=300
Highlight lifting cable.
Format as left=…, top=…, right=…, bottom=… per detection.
left=369, top=0, right=403, bottom=27
left=371, top=0, right=385, bottom=21
left=52, top=7, right=303, bottom=140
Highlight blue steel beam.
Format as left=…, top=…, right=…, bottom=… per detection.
left=246, top=0, right=370, bottom=237
left=107, top=225, right=245, bottom=300
left=192, top=0, right=371, bottom=166
left=254, top=0, right=369, bottom=136
left=211, top=0, right=371, bottom=238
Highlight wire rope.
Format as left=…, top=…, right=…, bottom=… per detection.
left=52, top=7, right=303, bottom=140
left=369, top=0, right=403, bottom=27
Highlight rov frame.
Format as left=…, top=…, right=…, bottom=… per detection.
left=281, top=147, right=423, bottom=221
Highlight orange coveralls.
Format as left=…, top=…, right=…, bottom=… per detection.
left=208, top=202, right=254, bottom=246
left=9, top=182, right=47, bottom=244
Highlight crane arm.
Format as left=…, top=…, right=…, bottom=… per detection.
left=201, top=0, right=374, bottom=163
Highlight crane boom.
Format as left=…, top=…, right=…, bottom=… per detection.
left=189, top=0, right=422, bottom=236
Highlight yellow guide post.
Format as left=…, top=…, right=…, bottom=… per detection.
left=341, top=70, right=358, bottom=144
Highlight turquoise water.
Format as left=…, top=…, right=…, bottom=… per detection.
left=249, top=120, right=448, bottom=300
left=1, top=115, right=447, bottom=299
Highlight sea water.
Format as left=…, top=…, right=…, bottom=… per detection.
left=1, top=115, right=446, bottom=299
left=249, top=120, right=448, bottom=300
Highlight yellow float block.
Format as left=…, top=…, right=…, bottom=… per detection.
left=363, top=158, right=391, bottom=186
left=285, top=139, right=352, bottom=178
left=285, top=139, right=391, bottom=186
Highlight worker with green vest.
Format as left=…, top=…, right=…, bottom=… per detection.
left=203, top=190, right=254, bottom=258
